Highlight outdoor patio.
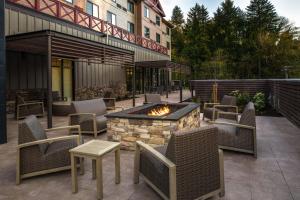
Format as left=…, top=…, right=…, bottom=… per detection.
left=1, top=90, right=300, bottom=200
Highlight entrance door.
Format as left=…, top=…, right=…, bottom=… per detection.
left=52, top=59, right=73, bottom=101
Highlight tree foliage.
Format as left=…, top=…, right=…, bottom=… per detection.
left=170, top=0, right=300, bottom=79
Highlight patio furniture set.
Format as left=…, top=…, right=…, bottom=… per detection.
left=16, top=94, right=257, bottom=200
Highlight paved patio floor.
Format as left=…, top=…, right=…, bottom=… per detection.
left=1, top=92, right=300, bottom=200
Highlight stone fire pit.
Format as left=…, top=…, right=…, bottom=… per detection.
left=106, top=103, right=200, bottom=150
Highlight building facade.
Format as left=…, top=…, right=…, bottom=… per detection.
left=5, top=0, right=173, bottom=101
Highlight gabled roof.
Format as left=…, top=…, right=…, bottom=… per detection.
left=144, top=0, right=166, bottom=17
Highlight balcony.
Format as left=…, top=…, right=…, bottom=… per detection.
left=7, top=0, right=169, bottom=55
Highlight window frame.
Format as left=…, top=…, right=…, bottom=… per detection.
left=127, top=1, right=134, bottom=14
left=144, top=26, right=150, bottom=38
left=156, top=33, right=161, bottom=43
left=107, top=11, right=117, bottom=25
left=166, top=27, right=170, bottom=35
left=144, top=6, right=150, bottom=18
left=87, top=1, right=99, bottom=18
left=127, top=22, right=135, bottom=34
left=156, top=15, right=161, bottom=26
left=167, top=41, right=170, bottom=49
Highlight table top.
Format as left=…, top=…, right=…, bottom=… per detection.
left=70, top=140, right=120, bottom=157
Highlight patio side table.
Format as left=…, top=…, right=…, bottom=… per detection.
left=69, top=140, right=121, bottom=199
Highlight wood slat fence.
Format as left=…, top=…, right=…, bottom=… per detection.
left=190, top=79, right=300, bottom=128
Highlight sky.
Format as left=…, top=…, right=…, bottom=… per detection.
left=160, top=0, right=300, bottom=27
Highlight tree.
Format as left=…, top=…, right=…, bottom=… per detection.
left=246, top=0, right=280, bottom=77
left=211, top=0, right=246, bottom=78
left=184, top=4, right=211, bottom=78
left=170, top=6, right=186, bottom=64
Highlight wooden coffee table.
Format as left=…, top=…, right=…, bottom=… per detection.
left=70, top=140, right=121, bottom=199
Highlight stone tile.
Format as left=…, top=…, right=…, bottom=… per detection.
left=290, top=187, right=300, bottom=200
left=1, top=95, right=300, bottom=200
left=251, top=185, right=293, bottom=200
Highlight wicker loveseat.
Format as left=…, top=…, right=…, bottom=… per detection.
left=134, top=126, right=225, bottom=200
left=16, top=115, right=82, bottom=184
left=211, top=102, right=257, bottom=157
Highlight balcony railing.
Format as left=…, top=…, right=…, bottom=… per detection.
left=7, top=0, right=169, bottom=55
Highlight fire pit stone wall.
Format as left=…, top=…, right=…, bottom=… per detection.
left=106, top=103, right=200, bottom=150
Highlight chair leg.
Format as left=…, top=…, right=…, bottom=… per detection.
left=16, top=149, right=21, bottom=185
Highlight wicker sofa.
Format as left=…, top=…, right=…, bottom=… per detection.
left=211, top=102, right=257, bottom=157
left=69, top=98, right=108, bottom=138
left=134, top=126, right=225, bottom=200
left=16, top=115, right=82, bottom=184
left=203, top=95, right=238, bottom=121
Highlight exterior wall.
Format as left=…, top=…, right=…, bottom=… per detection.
left=138, top=1, right=171, bottom=48
left=5, top=3, right=169, bottom=62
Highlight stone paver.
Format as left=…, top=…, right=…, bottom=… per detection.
left=1, top=92, right=300, bottom=200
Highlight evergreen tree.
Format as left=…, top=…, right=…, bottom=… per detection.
left=211, top=0, right=246, bottom=78
left=170, top=6, right=186, bottom=64
left=184, top=4, right=211, bottom=78
left=246, top=0, right=280, bottom=77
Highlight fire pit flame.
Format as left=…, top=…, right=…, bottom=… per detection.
left=148, top=105, right=171, bottom=116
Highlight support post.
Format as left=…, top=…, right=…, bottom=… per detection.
left=166, top=69, right=169, bottom=98
left=179, top=80, right=183, bottom=102
left=132, top=65, right=136, bottom=107
left=47, top=36, right=53, bottom=128
left=0, top=0, right=7, bottom=144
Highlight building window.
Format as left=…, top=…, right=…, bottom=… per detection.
left=144, top=6, right=149, bottom=18
left=65, top=0, right=73, bottom=3
left=156, top=15, right=160, bottom=26
left=156, top=33, right=161, bottom=43
left=127, top=22, right=135, bottom=33
left=167, top=42, right=170, bottom=49
left=87, top=1, right=99, bottom=18
left=144, top=27, right=150, bottom=38
left=107, top=11, right=116, bottom=25
left=166, top=27, right=170, bottom=35
left=127, top=1, right=134, bottom=14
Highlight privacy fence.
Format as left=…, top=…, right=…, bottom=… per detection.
left=190, top=79, right=300, bottom=128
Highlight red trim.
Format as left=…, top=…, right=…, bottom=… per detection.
left=8, top=0, right=169, bottom=55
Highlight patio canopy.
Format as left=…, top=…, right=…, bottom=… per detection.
left=6, top=30, right=135, bottom=128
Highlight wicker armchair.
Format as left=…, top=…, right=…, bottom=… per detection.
left=210, top=102, right=257, bottom=157
left=15, top=94, right=45, bottom=120
left=69, top=98, right=108, bottom=138
left=102, top=98, right=124, bottom=111
left=16, top=115, right=83, bottom=184
left=203, top=95, right=237, bottom=121
left=144, top=94, right=167, bottom=104
left=134, top=126, right=225, bottom=200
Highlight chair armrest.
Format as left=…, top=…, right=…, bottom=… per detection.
left=136, top=141, right=175, bottom=168
left=103, top=98, right=116, bottom=101
left=214, top=105, right=238, bottom=111
left=18, top=102, right=44, bottom=107
left=204, top=102, right=220, bottom=109
left=209, top=121, right=255, bottom=130
left=69, top=113, right=96, bottom=117
left=114, top=106, right=124, bottom=111
left=45, top=125, right=81, bottom=135
left=17, top=135, right=80, bottom=149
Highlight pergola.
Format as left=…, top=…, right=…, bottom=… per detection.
left=6, top=30, right=135, bottom=128
left=135, top=60, right=190, bottom=100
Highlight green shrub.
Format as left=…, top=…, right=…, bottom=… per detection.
left=252, top=92, right=266, bottom=113
left=229, top=90, right=266, bottom=113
